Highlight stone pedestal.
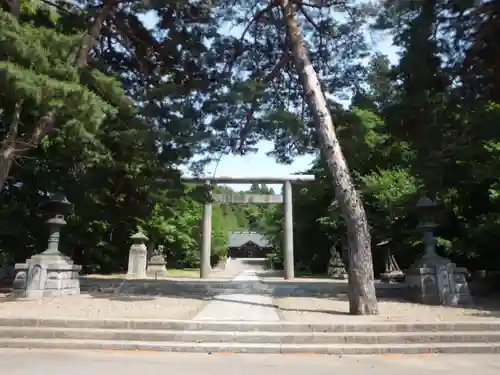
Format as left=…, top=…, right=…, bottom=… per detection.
left=11, top=252, right=81, bottom=298
left=406, top=252, right=472, bottom=306
left=146, top=254, right=168, bottom=278
left=327, top=248, right=348, bottom=279
left=127, top=231, right=148, bottom=279
left=11, top=193, right=81, bottom=298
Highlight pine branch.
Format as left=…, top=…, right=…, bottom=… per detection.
left=9, top=1, right=119, bottom=156
left=299, top=3, right=322, bottom=33
left=1, top=100, right=22, bottom=150
left=235, top=54, right=292, bottom=153
left=221, top=0, right=280, bottom=79
left=77, top=0, right=119, bottom=68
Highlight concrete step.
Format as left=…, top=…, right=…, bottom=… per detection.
left=1, top=337, right=500, bottom=354
left=2, top=317, right=500, bottom=333
left=1, top=326, right=499, bottom=345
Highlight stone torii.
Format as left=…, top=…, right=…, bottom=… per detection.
left=181, top=175, right=315, bottom=280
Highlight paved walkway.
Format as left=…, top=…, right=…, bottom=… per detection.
left=4, top=349, right=500, bottom=375
left=193, top=270, right=280, bottom=321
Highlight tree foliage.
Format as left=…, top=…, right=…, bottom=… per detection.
left=0, top=0, right=499, bottom=301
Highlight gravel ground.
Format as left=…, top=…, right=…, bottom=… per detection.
left=275, top=296, right=500, bottom=322
left=0, top=293, right=209, bottom=319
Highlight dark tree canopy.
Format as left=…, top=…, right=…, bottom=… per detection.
left=0, top=0, right=499, bottom=287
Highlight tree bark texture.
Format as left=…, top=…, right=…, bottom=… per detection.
left=280, top=0, right=379, bottom=314
left=0, top=1, right=117, bottom=192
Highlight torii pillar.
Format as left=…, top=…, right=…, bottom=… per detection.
left=200, top=180, right=212, bottom=279
left=181, top=175, right=315, bottom=280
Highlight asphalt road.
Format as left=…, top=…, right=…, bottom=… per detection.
left=3, top=349, right=500, bottom=375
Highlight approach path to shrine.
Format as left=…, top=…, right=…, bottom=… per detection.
left=193, top=269, right=280, bottom=321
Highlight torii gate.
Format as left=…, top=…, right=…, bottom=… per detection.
left=181, top=175, right=315, bottom=280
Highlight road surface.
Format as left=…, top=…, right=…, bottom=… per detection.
left=3, top=349, right=500, bottom=375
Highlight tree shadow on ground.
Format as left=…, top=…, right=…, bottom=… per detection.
left=2, top=272, right=500, bottom=320
left=2, top=289, right=500, bottom=319
left=86, top=291, right=213, bottom=303
left=82, top=291, right=353, bottom=316
left=460, top=295, right=500, bottom=318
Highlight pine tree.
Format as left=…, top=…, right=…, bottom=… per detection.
left=0, top=4, right=125, bottom=191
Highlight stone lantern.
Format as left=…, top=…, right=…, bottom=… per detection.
left=11, top=192, right=82, bottom=298
left=416, top=196, right=439, bottom=257
left=406, top=196, right=472, bottom=305
left=126, top=230, right=148, bottom=279
left=40, top=192, right=73, bottom=256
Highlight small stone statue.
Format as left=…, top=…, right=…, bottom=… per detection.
left=327, top=247, right=348, bottom=279
left=146, top=245, right=168, bottom=278
left=153, top=245, right=164, bottom=257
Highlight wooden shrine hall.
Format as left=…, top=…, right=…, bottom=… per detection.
left=227, top=231, right=272, bottom=258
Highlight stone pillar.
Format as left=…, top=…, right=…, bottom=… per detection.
left=127, top=231, right=148, bottom=279
left=11, top=194, right=81, bottom=298
left=200, top=181, right=212, bottom=279
left=283, top=180, right=294, bottom=280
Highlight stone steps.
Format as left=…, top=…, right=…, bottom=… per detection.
left=0, top=338, right=499, bottom=354
left=0, top=318, right=499, bottom=354
left=2, top=317, right=500, bottom=332
left=0, top=326, right=499, bottom=345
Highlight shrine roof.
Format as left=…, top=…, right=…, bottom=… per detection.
left=228, top=231, right=270, bottom=248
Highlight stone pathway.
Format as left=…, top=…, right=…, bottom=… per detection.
left=193, top=270, right=280, bottom=321
left=5, top=350, right=500, bottom=375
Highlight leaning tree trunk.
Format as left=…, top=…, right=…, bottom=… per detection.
left=280, top=0, right=378, bottom=314
left=0, top=0, right=117, bottom=192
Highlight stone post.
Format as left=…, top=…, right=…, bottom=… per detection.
left=406, top=196, right=472, bottom=305
left=11, top=193, right=81, bottom=298
left=127, top=231, right=148, bottom=279
left=283, top=180, right=294, bottom=280
left=200, top=180, right=212, bottom=279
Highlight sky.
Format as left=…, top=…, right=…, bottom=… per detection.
left=199, top=141, right=316, bottom=192
left=197, top=35, right=399, bottom=192
left=140, top=6, right=400, bottom=192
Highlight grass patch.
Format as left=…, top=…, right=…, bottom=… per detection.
left=84, top=273, right=126, bottom=279
left=166, top=268, right=200, bottom=278
left=84, top=268, right=201, bottom=279
left=294, top=270, right=329, bottom=279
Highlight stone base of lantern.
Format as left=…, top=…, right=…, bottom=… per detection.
left=146, top=255, right=168, bottom=278
left=406, top=253, right=472, bottom=306
left=11, top=252, right=81, bottom=298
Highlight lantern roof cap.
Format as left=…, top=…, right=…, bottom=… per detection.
left=130, top=231, right=148, bottom=241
